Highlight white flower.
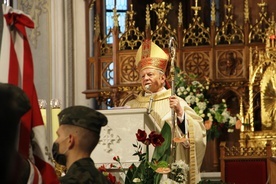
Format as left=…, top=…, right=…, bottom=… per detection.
left=228, top=128, right=234, bottom=132
left=185, top=95, right=196, bottom=104
left=169, top=160, right=189, bottom=182
left=199, top=84, right=203, bottom=89
left=196, top=93, right=203, bottom=98
left=174, top=160, right=187, bottom=168
left=228, top=116, right=237, bottom=126
left=179, top=86, right=185, bottom=92
left=192, top=81, right=200, bottom=86
left=221, top=110, right=230, bottom=123
left=213, top=104, right=219, bottom=110
left=133, top=178, right=141, bottom=183
left=197, top=102, right=207, bottom=110
left=160, top=178, right=177, bottom=184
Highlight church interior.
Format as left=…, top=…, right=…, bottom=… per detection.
left=84, top=0, right=276, bottom=182
left=1, top=0, right=276, bottom=183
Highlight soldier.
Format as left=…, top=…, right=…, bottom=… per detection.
left=52, top=105, right=110, bottom=184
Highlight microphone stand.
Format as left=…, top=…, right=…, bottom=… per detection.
left=148, top=94, right=153, bottom=114
left=145, top=85, right=153, bottom=114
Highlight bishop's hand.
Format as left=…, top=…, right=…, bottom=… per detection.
left=169, top=95, right=184, bottom=117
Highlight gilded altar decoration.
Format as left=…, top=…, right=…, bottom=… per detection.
left=261, top=59, right=276, bottom=130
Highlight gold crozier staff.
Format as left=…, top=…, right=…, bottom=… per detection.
left=169, top=37, right=177, bottom=164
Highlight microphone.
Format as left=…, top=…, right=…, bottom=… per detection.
left=145, top=85, right=153, bottom=114
left=145, top=84, right=151, bottom=92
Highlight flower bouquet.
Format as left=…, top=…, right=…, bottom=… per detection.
left=124, top=122, right=171, bottom=184
left=159, top=159, right=189, bottom=184
left=175, top=67, right=237, bottom=140
left=104, top=122, right=189, bottom=184
left=206, top=100, right=237, bottom=140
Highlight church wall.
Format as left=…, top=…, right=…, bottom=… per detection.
left=11, top=0, right=92, bottom=143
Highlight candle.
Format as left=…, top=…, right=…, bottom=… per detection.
left=50, top=99, right=61, bottom=142
left=51, top=109, right=61, bottom=142
left=38, top=99, right=47, bottom=127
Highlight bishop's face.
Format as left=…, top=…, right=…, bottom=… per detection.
left=140, top=68, right=166, bottom=93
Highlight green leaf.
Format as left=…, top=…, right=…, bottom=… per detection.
left=152, top=122, right=171, bottom=161
left=149, top=160, right=169, bottom=170
left=125, top=164, right=137, bottom=184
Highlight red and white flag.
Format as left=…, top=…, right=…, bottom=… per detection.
left=0, top=4, right=59, bottom=184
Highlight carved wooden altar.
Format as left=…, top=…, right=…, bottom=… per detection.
left=83, top=0, right=276, bottom=171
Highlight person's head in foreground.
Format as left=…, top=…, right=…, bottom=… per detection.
left=0, top=83, right=31, bottom=183
left=52, top=105, right=108, bottom=168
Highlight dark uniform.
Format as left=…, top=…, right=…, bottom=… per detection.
left=59, top=158, right=110, bottom=184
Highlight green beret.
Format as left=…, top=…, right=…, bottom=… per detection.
left=0, top=83, right=31, bottom=120
left=58, top=106, right=108, bottom=133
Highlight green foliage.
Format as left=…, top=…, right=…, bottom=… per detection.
left=151, top=122, right=171, bottom=161
left=126, top=122, right=172, bottom=184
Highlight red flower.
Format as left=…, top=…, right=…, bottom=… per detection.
left=136, top=129, right=147, bottom=143
left=107, top=173, right=117, bottom=184
left=113, top=156, right=120, bottom=162
left=98, top=165, right=107, bottom=172
left=143, top=138, right=151, bottom=146
left=148, top=131, right=165, bottom=147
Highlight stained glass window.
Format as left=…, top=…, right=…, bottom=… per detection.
left=105, top=0, right=127, bottom=43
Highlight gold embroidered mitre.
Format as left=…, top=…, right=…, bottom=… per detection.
left=135, top=40, right=169, bottom=73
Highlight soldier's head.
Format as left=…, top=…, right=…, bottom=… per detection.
left=52, top=106, right=108, bottom=166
